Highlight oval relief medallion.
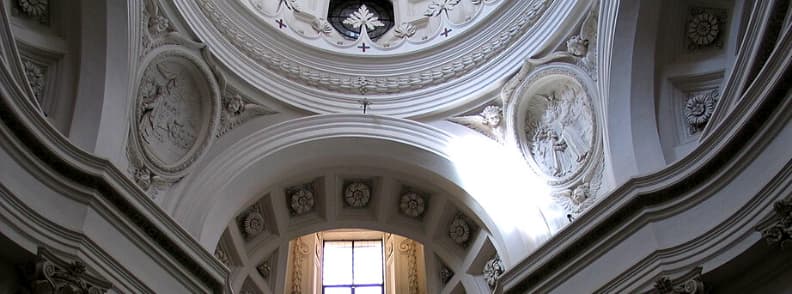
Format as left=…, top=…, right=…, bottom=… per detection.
left=509, top=64, right=600, bottom=185
left=132, top=46, right=220, bottom=177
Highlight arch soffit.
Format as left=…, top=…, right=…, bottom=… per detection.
left=171, top=114, right=555, bottom=265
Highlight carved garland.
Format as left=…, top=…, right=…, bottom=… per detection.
left=399, top=239, right=420, bottom=294
left=290, top=237, right=310, bottom=294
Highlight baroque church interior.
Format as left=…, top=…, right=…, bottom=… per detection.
left=0, top=0, right=791, bottom=293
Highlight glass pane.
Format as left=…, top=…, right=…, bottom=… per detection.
left=324, top=287, right=353, bottom=294
left=354, top=286, right=383, bottom=294
left=324, top=241, right=353, bottom=285
left=353, top=241, right=383, bottom=284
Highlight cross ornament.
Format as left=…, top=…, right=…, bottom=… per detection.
left=441, top=28, right=452, bottom=37
left=357, top=43, right=371, bottom=53
left=359, top=98, right=372, bottom=114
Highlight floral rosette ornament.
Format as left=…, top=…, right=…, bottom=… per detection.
left=400, top=192, right=426, bottom=217
left=243, top=211, right=265, bottom=236
left=687, top=12, right=720, bottom=47
left=344, top=182, right=371, bottom=207
left=448, top=214, right=471, bottom=245
left=290, top=187, right=315, bottom=215
left=685, top=90, right=718, bottom=131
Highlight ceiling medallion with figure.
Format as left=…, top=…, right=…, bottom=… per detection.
left=506, top=64, right=601, bottom=187
left=129, top=46, right=220, bottom=183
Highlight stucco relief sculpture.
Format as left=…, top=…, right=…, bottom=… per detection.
left=400, top=191, right=426, bottom=217
left=290, top=237, right=310, bottom=294
left=257, top=260, right=271, bottom=279
left=16, top=0, right=48, bottom=23
left=137, top=63, right=201, bottom=161
left=18, top=0, right=47, bottom=16
left=237, top=0, right=510, bottom=56
left=214, top=247, right=230, bottom=266
left=525, top=85, right=594, bottom=179
left=243, top=211, right=266, bottom=236
left=686, top=7, right=727, bottom=51
left=424, top=0, right=462, bottom=17
left=24, top=248, right=112, bottom=294
left=483, top=255, right=505, bottom=288
left=653, top=268, right=705, bottom=294
left=22, top=59, right=46, bottom=102
left=128, top=47, right=220, bottom=196
left=343, top=5, right=385, bottom=31
left=761, top=198, right=792, bottom=249
left=398, top=239, right=419, bottom=294
left=502, top=3, right=605, bottom=217
left=344, top=182, right=371, bottom=208
left=684, top=89, right=718, bottom=134
left=288, top=186, right=315, bottom=215
left=449, top=214, right=472, bottom=245
left=449, top=105, right=505, bottom=142
left=218, top=92, right=277, bottom=137
left=440, top=265, right=454, bottom=284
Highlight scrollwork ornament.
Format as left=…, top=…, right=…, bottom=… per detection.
left=344, top=182, right=371, bottom=208
left=761, top=199, right=792, bottom=249
left=289, top=187, right=315, bottom=215
left=483, top=255, right=505, bottom=288
left=133, top=167, right=153, bottom=190
left=257, top=260, right=271, bottom=279
left=440, top=266, right=454, bottom=284
left=18, top=0, right=48, bottom=17
left=27, top=248, right=112, bottom=294
left=22, top=60, right=46, bottom=101
left=214, top=248, right=230, bottom=266
left=400, top=192, right=426, bottom=217
left=448, top=214, right=471, bottom=245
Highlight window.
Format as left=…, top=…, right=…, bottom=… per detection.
left=323, top=240, right=384, bottom=294
left=327, top=0, right=394, bottom=40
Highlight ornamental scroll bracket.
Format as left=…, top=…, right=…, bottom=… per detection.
left=21, top=247, right=113, bottom=294
left=650, top=267, right=705, bottom=294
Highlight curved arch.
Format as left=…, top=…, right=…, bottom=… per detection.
left=169, top=114, right=559, bottom=266
left=602, top=0, right=666, bottom=187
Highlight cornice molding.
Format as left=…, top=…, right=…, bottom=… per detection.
left=171, top=0, right=588, bottom=117
left=0, top=183, right=154, bottom=293
left=501, top=8, right=792, bottom=293
left=0, top=6, right=228, bottom=293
